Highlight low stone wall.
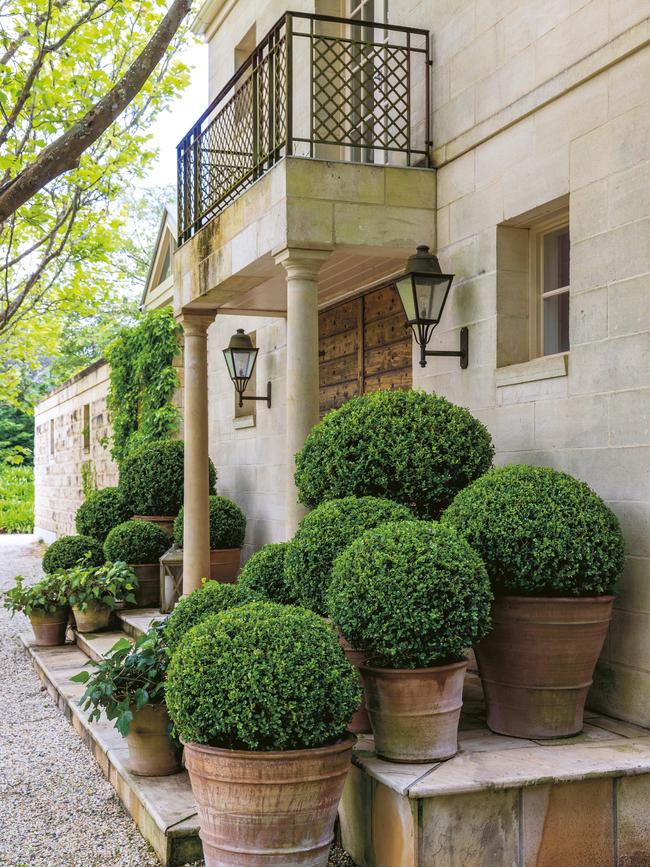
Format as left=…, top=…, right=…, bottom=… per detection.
left=33, top=361, right=118, bottom=541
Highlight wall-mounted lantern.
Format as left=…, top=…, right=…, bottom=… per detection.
left=394, top=245, right=468, bottom=369
left=222, top=328, right=272, bottom=408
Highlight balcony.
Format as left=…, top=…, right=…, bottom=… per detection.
left=177, top=12, right=431, bottom=245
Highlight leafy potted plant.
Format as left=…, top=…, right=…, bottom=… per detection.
left=72, top=622, right=181, bottom=776
left=42, top=534, right=104, bottom=573
left=119, top=439, right=217, bottom=536
left=62, top=559, right=138, bottom=633
left=163, top=579, right=256, bottom=658
left=327, top=520, right=492, bottom=762
left=236, top=542, right=297, bottom=604
left=285, top=496, right=414, bottom=734
left=75, top=487, right=131, bottom=543
left=165, top=602, right=361, bottom=866
left=442, top=465, right=625, bottom=739
left=172, top=495, right=246, bottom=583
left=103, top=519, right=171, bottom=607
left=294, top=389, right=494, bottom=518
left=3, top=574, right=69, bottom=646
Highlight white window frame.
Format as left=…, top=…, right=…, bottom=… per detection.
left=529, top=212, right=570, bottom=359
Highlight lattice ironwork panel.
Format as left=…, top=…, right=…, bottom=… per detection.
left=311, top=36, right=410, bottom=152
left=257, top=37, right=287, bottom=166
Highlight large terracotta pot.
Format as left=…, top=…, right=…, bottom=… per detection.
left=29, top=607, right=69, bottom=646
left=133, top=514, right=176, bottom=538
left=127, top=704, right=182, bottom=776
left=72, top=600, right=112, bottom=633
left=360, top=660, right=466, bottom=762
left=475, top=595, right=615, bottom=739
left=338, top=634, right=371, bottom=734
left=209, top=548, right=241, bottom=584
left=129, top=563, right=160, bottom=608
left=184, top=734, right=355, bottom=866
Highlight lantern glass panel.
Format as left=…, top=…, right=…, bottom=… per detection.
left=396, top=275, right=417, bottom=322
left=414, top=274, right=451, bottom=323
left=225, top=347, right=257, bottom=380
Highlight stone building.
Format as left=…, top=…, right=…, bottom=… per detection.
left=36, top=0, right=648, bottom=742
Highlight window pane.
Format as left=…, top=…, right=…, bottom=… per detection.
left=543, top=291, right=570, bottom=355
left=543, top=226, right=570, bottom=292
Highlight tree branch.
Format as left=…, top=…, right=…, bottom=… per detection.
left=0, top=0, right=192, bottom=223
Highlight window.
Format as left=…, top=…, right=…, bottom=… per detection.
left=83, top=403, right=91, bottom=452
left=49, top=419, right=55, bottom=457
left=536, top=222, right=570, bottom=356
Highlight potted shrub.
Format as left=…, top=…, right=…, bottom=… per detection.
left=72, top=623, right=181, bottom=776
left=3, top=574, right=69, bottom=646
left=119, top=439, right=217, bottom=536
left=165, top=602, right=361, bottom=866
left=172, top=495, right=246, bottom=583
left=236, top=542, right=297, bottom=604
left=327, top=520, right=492, bottom=762
left=163, top=580, right=255, bottom=658
left=75, top=487, right=131, bottom=543
left=103, top=519, right=171, bottom=607
left=285, top=496, right=414, bottom=733
left=62, top=559, right=138, bottom=632
left=442, top=465, right=625, bottom=739
left=295, top=389, right=494, bottom=518
left=42, top=534, right=104, bottom=574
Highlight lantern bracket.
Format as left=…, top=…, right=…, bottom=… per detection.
left=236, top=380, right=272, bottom=409
left=416, top=326, right=469, bottom=369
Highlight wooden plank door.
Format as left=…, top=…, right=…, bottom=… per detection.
left=318, top=284, right=412, bottom=416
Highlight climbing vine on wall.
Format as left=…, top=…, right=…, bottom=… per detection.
left=106, top=307, right=182, bottom=463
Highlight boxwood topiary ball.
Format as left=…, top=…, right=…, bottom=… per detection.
left=104, top=520, right=170, bottom=565
left=237, top=542, right=297, bottom=605
left=163, top=580, right=256, bottom=657
left=285, top=496, right=414, bottom=615
left=42, top=535, right=105, bottom=574
left=172, top=496, right=246, bottom=550
left=75, top=487, right=131, bottom=543
left=119, top=440, right=216, bottom=517
left=441, top=464, right=625, bottom=597
left=294, top=389, right=494, bottom=518
left=165, top=601, right=362, bottom=750
left=326, top=520, right=493, bottom=669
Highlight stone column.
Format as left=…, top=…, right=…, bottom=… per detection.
left=177, top=311, right=215, bottom=595
left=275, top=248, right=331, bottom=536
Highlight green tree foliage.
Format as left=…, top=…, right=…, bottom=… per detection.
left=0, top=464, right=33, bottom=532
left=106, top=309, right=182, bottom=462
left=0, top=0, right=190, bottom=405
left=0, top=403, right=33, bottom=464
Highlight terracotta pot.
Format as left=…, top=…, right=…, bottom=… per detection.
left=129, top=563, right=161, bottom=608
left=184, top=734, right=355, bottom=866
left=132, top=514, right=176, bottom=538
left=72, top=600, right=112, bottom=633
left=29, top=607, right=69, bottom=646
left=338, top=634, right=371, bottom=734
left=475, top=595, right=615, bottom=739
left=126, top=704, right=182, bottom=776
left=360, top=660, right=466, bottom=762
left=209, top=548, right=241, bottom=584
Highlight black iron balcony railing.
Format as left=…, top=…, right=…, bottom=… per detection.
left=177, top=12, right=431, bottom=245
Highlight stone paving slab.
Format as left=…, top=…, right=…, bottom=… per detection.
left=117, top=608, right=168, bottom=639
left=75, top=629, right=134, bottom=662
left=19, top=632, right=201, bottom=867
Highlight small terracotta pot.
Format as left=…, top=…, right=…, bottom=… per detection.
left=29, top=607, right=69, bottom=646
left=475, top=595, right=615, bottom=739
left=72, top=600, right=112, bottom=633
left=126, top=704, right=182, bottom=776
left=209, top=548, right=241, bottom=584
left=338, top=634, right=371, bottom=734
left=184, top=734, right=355, bottom=866
left=129, top=563, right=161, bottom=608
left=132, top=514, right=176, bottom=538
left=360, top=660, right=466, bottom=762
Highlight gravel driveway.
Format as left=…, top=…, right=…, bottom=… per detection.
left=0, top=535, right=357, bottom=867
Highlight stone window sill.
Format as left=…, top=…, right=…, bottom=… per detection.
left=496, top=353, right=569, bottom=388
left=233, top=415, right=255, bottom=430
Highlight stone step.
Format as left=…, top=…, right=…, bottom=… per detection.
left=340, top=674, right=650, bottom=867
left=74, top=629, right=134, bottom=663
left=116, top=607, right=167, bottom=639
left=19, top=632, right=202, bottom=867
